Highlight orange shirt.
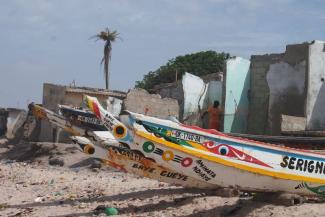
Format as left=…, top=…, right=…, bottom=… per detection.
left=207, top=106, right=220, bottom=130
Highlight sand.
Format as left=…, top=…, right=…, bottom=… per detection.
left=0, top=140, right=325, bottom=217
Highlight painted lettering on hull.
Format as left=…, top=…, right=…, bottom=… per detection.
left=160, top=171, right=188, bottom=181
left=132, top=163, right=155, bottom=173
left=171, top=130, right=203, bottom=143
left=280, top=156, right=325, bottom=174
left=192, top=160, right=216, bottom=181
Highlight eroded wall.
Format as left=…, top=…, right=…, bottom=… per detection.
left=266, top=61, right=306, bottom=134
left=123, top=88, right=179, bottom=120
left=306, top=41, right=325, bottom=130
left=247, top=43, right=309, bottom=135
left=247, top=54, right=282, bottom=134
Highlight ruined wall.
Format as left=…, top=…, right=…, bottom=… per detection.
left=266, top=44, right=308, bottom=135
left=0, top=109, right=8, bottom=137
left=41, top=83, right=124, bottom=142
left=247, top=54, right=282, bottom=134
left=306, top=41, right=325, bottom=130
left=40, top=83, right=67, bottom=142
left=266, top=61, right=306, bottom=134
left=223, top=57, right=250, bottom=133
left=123, top=88, right=179, bottom=119
left=154, top=81, right=184, bottom=120
left=247, top=43, right=309, bottom=135
left=64, top=92, right=109, bottom=108
left=154, top=72, right=222, bottom=123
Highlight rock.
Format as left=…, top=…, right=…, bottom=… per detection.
left=253, top=192, right=305, bottom=206
left=48, top=157, right=64, bottom=166
left=94, top=205, right=106, bottom=214
left=0, top=203, right=7, bottom=210
left=92, top=168, right=100, bottom=173
left=90, top=160, right=102, bottom=169
left=34, top=197, right=45, bottom=203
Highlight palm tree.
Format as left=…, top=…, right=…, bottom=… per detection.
left=92, top=28, right=120, bottom=90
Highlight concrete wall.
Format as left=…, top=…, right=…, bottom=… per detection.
left=223, top=57, right=250, bottom=133
left=123, top=88, right=179, bottom=120
left=41, top=83, right=126, bottom=142
left=306, top=41, right=325, bottom=130
left=266, top=61, right=306, bottom=135
left=206, top=81, right=223, bottom=108
left=154, top=72, right=222, bottom=123
left=247, top=54, right=282, bottom=134
left=247, top=43, right=309, bottom=135
left=154, top=81, right=184, bottom=120
left=40, top=83, right=67, bottom=142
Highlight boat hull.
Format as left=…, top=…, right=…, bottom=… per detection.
left=29, top=104, right=214, bottom=189
left=84, top=95, right=325, bottom=196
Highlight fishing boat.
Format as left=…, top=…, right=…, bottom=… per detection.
left=59, top=105, right=106, bottom=131
left=29, top=103, right=215, bottom=189
left=85, top=95, right=325, bottom=197
left=58, top=105, right=325, bottom=150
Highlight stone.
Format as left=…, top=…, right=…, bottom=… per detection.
left=48, top=157, right=64, bottom=167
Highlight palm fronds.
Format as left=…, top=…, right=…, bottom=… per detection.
left=92, top=28, right=120, bottom=90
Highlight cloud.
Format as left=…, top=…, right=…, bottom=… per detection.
left=0, top=0, right=325, bottom=107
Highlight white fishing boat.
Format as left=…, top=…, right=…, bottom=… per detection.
left=85, top=95, right=325, bottom=197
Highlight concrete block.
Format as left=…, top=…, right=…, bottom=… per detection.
left=123, top=88, right=179, bottom=119
left=281, top=115, right=306, bottom=132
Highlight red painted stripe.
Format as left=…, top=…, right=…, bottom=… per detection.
left=182, top=123, right=325, bottom=156
left=92, top=101, right=101, bottom=119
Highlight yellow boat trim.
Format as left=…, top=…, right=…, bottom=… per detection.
left=187, top=141, right=209, bottom=152
left=136, top=131, right=325, bottom=184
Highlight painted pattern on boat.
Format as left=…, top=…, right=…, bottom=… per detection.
left=84, top=95, right=325, bottom=196
left=30, top=103, right=214, bottom=189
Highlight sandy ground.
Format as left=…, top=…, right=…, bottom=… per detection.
left=1, top=139, right=325, bottom=217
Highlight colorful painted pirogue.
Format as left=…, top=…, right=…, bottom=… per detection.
left=29, top=103, right=215, bottom=189
left=85, top=95, right=325, bottom=196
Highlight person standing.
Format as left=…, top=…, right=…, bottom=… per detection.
left=206, top=101, right=222, bottom=130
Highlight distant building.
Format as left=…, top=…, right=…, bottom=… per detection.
left=40, top=83, right=126, bottom=142
left=248, top=40, right=325, bottom=135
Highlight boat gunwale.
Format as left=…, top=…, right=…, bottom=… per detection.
left=131, top=113, right=325, bottom=159
left=136, top=130, right=325, bottom=184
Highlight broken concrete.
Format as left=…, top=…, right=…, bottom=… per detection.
left=281, top=115, right=306, bottom=133
left=247, top=41, right=325, bottom=135
left=41, top=83, right=126, bottom=142
left=123, top=88, right=179, bottom=120
left=6, top=108, right=28, bottom=140
left=247, top=43, right=309, bottom=135
left=153, top=72, right=222, bottom=125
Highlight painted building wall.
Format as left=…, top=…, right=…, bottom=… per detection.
left=266, top=61, right=306, bottom=135
left=206, top=81, right=222, bottom=106
left=223, top=57, right=250, bottom=133
left=306, top=41, right=325, bottom=130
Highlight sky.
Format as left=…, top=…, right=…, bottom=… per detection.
left=0, top=0, right=324, bottom=108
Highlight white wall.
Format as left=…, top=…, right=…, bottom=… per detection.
left=306, top=41, right=325, bottom=130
